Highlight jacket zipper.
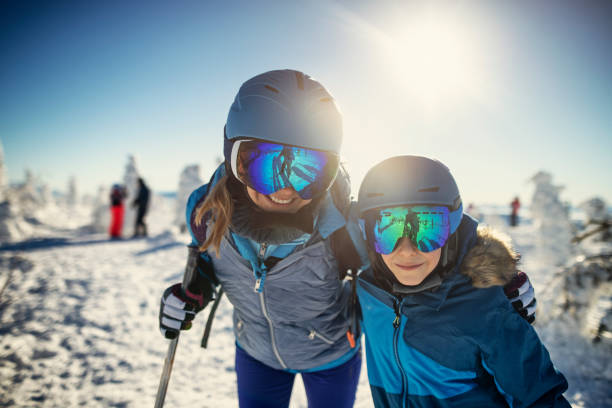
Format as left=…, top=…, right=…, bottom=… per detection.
left=254, top=243, right=268, bottom=292
left=308, top=329, right=334, bottom=345
left=392, top=297, right=408, bottom=408
left=259, top=291, right=287, bottom=369
left=256, top=242, right=287, bottom=368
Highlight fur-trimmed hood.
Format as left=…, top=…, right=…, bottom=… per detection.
left=460, top=226, right=521, bottom=288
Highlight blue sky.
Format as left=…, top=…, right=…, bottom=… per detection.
left=2, top=0, right=611, bottom=205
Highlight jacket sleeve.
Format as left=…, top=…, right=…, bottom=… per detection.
left=480, top=307, right=570, bottom=407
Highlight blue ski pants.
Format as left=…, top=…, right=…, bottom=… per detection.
left=235, top=345, right=362, bottom=408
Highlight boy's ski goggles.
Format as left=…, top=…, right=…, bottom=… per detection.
left=368, top=206, right=451, bottom=254
left=230, top=139, right=339, bottom=200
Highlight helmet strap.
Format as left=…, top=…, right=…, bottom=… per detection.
left=441, top=244, right=448, bottom=267
left=440, top=232, right=458, bottom=269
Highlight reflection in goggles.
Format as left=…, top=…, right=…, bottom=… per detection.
left=234, top=140, right=338, bottom=200
left=374, top=206, right=451, bottom=254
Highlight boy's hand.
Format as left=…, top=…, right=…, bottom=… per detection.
left=504, top=272, right=536, bottom=324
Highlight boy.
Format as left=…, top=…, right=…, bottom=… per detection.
left=356, top=155, right=569, bottom=407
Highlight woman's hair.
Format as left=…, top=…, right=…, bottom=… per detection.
left=194, top=174, right=233, bottom=257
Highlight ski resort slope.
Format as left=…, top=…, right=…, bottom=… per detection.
left=0, top=197, right=373, bottom=407
left=0, top=198, right=610, bottom=407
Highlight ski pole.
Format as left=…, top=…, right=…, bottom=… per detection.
left=155, top=246, right=209, bottom=406
left=154, top=335, right=179, bottom=408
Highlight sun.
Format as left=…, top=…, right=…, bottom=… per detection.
left=381, top=10, right=486, bottom=113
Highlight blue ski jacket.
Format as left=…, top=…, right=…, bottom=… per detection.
left=357, top=215, right=570, bottom=407
left=186, top=164, right=361, bottom=372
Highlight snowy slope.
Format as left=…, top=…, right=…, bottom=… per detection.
left=0, top=198, right=610, bottom=407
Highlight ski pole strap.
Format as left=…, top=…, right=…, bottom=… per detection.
left=345, top=269, right=361, bottom=348
left=201, top=286, right=225, bottom=348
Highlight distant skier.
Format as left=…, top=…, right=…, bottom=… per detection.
left=132, top=177, right=150, bottom=237
left=510, top=196, right=521, bottom=226
left=109, top=184, right=126, bottom=239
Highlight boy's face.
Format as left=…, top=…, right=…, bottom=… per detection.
left=381, top=237, right=441, bottom=286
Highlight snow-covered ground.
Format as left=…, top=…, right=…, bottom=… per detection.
left=0, top=195, right=611, bottom=407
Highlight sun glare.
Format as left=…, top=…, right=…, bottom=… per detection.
left=382, top=11, right=485, bottom=113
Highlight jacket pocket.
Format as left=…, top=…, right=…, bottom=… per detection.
left=236, top=318, right=245, bottom=338
left=307, top=328, right=334, bottom=345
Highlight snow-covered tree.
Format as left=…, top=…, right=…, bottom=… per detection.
left=530, top=171, right=573, bottom=265
left=17, top=169, right=43, bottom=213
left=575, top=197, right=611, bottom=243
left=90, top=185, right=110, bottom=233
left=122, top=155, right=140, bottom=236
left=0, top=199, right=33, bottom=243
left=0, top=169, right=35, bottom=243
left=580, top=197, right=608, bottom=224
left=67, top=176, right=78, bottom=207
left=555, top=254, right=612, bottom=345
left=39, top=183, right=55, bottom=208
left=0, top=138, right=6, bottom=202
left=175, top=164, right=203, bottom=232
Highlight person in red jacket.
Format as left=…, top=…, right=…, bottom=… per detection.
left=109, top=184, right=126, bottom=239
left=510, top=196, right=521, bottom=227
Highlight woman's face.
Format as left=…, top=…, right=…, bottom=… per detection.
left=380, top=237, right=441, bottom=286
left=246, top=186, right=312, bottom=213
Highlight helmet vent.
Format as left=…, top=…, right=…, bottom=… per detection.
left=264, top=85, right=279, bottom=93
left=418, top=187, right=439, bottom=193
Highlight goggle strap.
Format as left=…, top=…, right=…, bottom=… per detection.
left=230, top=139, right=247, bottom=183
left=449, top=205, right=463, bottom=234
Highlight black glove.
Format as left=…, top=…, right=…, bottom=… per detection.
left=504, top=271, right=536, bottom=324
left=159, top=283, right=207, bottom=339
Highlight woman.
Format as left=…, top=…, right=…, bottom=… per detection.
left=160, top=69, right=361, bottom=407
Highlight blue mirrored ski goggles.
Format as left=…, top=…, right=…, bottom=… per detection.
left=369, top=206, right=451, bottom=254
left=230, top=139, right=339, bottom=199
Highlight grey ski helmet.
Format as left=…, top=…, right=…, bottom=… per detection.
left=223, top=69, right=343, bottom=163
left=358, top=155, right=463, bottom=237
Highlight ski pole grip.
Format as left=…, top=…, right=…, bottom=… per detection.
left=182, top=246, right=216, bottom=310
left=183, top=246, right=200, bottom=293
left=182, top=246, right=206, bottom=295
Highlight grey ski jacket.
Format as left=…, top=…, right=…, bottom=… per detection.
left=186, top=165, right=357, bottom=371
